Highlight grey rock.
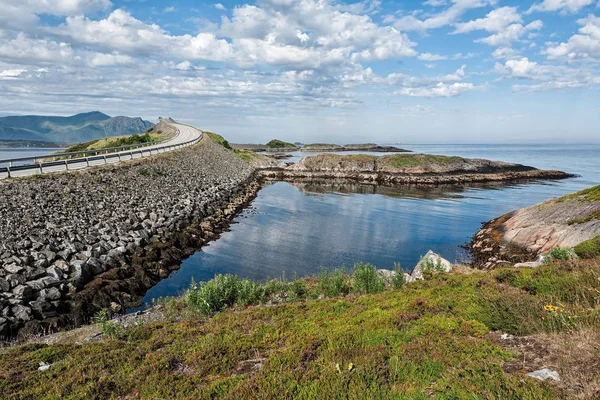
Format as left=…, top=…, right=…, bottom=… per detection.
left=526, top=369, right=560, bottom=382
left=12, top=285, right=33, bottom=300
left=26, top=267, right=47, bottom=280
left=410, top=250, right=453, bottom=281
left=12, top=304, right=32, bottom=322
left=39, top=287, right=61, bottom=301
left=0, top=278, right=9, bottom=292
left=4, top=263, right=24, bottom=274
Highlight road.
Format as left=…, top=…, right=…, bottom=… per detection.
left=0, top=123, right=202, bottom=180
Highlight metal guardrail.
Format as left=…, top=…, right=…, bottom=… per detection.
left=0, top=127, right=201, bottom=179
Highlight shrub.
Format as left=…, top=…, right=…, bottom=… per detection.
left=353, top=262, right=385, bottom=294
left=237, top=279, right=265, bottom=306
left=318, top=269, right=351, bottom=297
left=392, top=263, right=406, bottom=289
left=92, top=309, right=122, bottom=339
left=185, top=274, right=244, bottom=315
left=574, top=236, right=600, bottom=259
left=421, top=257, right=446, bottom=280
left=546, top=247, right=576, bottom=261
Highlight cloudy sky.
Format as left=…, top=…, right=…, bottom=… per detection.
left=1, top=0, right=599, bottom=143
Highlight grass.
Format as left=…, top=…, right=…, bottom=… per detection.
left=63, top=133, right=159, bottom=153
left=567, top=209, right=600, bottom=225
left=303, top=143, right=342, bottom=149
left=574, top=236, right=600, bottom=259
left=206, top=132, right=232, bottom=150
left=1, top=259, right=599, bottom=399
left=558, top=184, right=600, bottom=202
left=378, top=154, right=466, bottom=170
left=265, top=139, right=297, bottom=149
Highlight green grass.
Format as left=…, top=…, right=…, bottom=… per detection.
left=206, top=132, right=232, bottom=150
left=378, top=154, right=466, bottom=170
left=574, top=236, right=600, bottom=259
left=63, top=133, right=157, bottom=154
left=558, top=184, right=600, bottom=202
left=2, top=260, right=599, bottom=399
left=303, top=143, right=342, bottom=149
left=265, top=139, right=297, bottom=149
left=233, top=148, right=256, bottom=163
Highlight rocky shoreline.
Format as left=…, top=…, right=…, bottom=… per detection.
left=0, top=131, right=261, bottom=339
left=471, top=185, right=600, bottom=269
left=259, top=153, right=573, bottom=185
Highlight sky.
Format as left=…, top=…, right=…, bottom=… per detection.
left=0, top=0, right=599, bottom=143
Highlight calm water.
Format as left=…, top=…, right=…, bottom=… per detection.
left=129, top=143, right=600, bottom=308
left=0, top=148, right=65, bottom=167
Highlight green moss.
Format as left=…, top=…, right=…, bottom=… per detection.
left=2, top=262, right=599, bottom=399
left=265, top=139, right=297, bottom=149
left=574, top=236, right=600, bottom=259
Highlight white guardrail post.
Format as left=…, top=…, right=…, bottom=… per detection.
left=0, top=126, right=201, bottom=179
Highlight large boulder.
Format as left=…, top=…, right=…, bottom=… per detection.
left=410, top=251, right=453, bottom=280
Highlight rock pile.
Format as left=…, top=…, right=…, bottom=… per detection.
left=0, top=132, right=257, bottom=337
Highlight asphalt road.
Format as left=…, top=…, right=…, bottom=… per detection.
left=0, top=123, right=202, bottom=180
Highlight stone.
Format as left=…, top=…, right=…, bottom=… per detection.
left=45, top=266, right=64, bottom=280
left=526, top=369, right=560, bottom=382
left=410, top=250, right=453, bottom=280
left=53, top=260, right=70, bottom=272
left=12, top=285, right=33, bottom=300
left=38, top=362, right=51, bottom=371
left=39, top=287, right=61, bottom=301
left=12, top=304, right=32, bottom=322
left=4, top=263, right=24, bottom=274
left=26, top=267, right=47, bottom=280
left=6, top=274, right=26, bottom=288
left=0, top=278, right=9, bottom=292
left=30, top=300, right=56, bottom=318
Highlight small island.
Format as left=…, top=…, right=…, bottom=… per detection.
left=301, top=143, right=410, bottom=152
left=260, top=153, right=573, bottom=185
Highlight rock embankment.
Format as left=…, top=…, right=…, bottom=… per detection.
left=471, top=185, right=600, bottom=269
left=0, top=130, right=259, bottom=338
left=260, top=153, right=573, bottom=185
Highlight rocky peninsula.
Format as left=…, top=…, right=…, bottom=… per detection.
left=260, top=153, right=573, bottom=185
left=0, top=126, right=263, bottom=338
left=472, top=185, right=600, bottom=269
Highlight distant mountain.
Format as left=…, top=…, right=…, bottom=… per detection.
left=0, top=111, right=154, bottom=144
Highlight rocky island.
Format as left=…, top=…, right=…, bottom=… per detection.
left=300, top=143, right=410, bottom=152
left=260, top=153, right=573, bottom=185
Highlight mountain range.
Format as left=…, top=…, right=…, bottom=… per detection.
left=0, top=111, right=154, bottom=144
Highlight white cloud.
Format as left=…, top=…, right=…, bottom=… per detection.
left=0, top=33, right=76, bottom=65
left=494, top=57, right=600, bottom=91
left=163, top=6, right=176, bottom=13
left=392, top=0, right=497, bottom=32
left=88, top=52, right=134, bottom=67
left=0, top=68, right=26, bottom=79
left=492, top=46, right=519, bottom=59
left=527, top=0, right=595, bottom=15
left=215, top=3, right=226, bottom=11
left=418, top=52, right=448, bottom=61
left=476, top=20, right=543, bottom=46
left=453, top=6, right=522, bottom=34
left=397, top=82, right=479, bottom=97
left=544, top=15, right=600, bottom=61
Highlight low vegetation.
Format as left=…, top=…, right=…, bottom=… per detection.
left=2, top=257, right=599, bottom=399
left=559, top=184, right=600, bottom=202
left=265, top=139, right=297, bottom=149
left=379, top=154, right=465, bottom=170
left=206, top=132, right=233, bottom=150
left=574, top=236, right=600, bottom=259
left=62, top=133, right=161, bottom=154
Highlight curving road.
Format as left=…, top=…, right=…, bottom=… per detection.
left=0, top=122, right=202, bottom=180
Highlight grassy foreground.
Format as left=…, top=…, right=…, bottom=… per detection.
left=1, top=259, right=599, bottom=399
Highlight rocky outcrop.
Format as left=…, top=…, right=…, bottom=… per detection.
left=471, top=185, right=600, bottom=269
left=260, top=153, right=573, bottom=185
left=301, top=143, right=410, bottom=152
left=0, top=130, right=259, bottom=338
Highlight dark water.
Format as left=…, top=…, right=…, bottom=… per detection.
left=135, top=143, right=600, bottom=306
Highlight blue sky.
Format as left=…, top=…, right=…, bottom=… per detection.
left=1, top=0, right=599, bottom=143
